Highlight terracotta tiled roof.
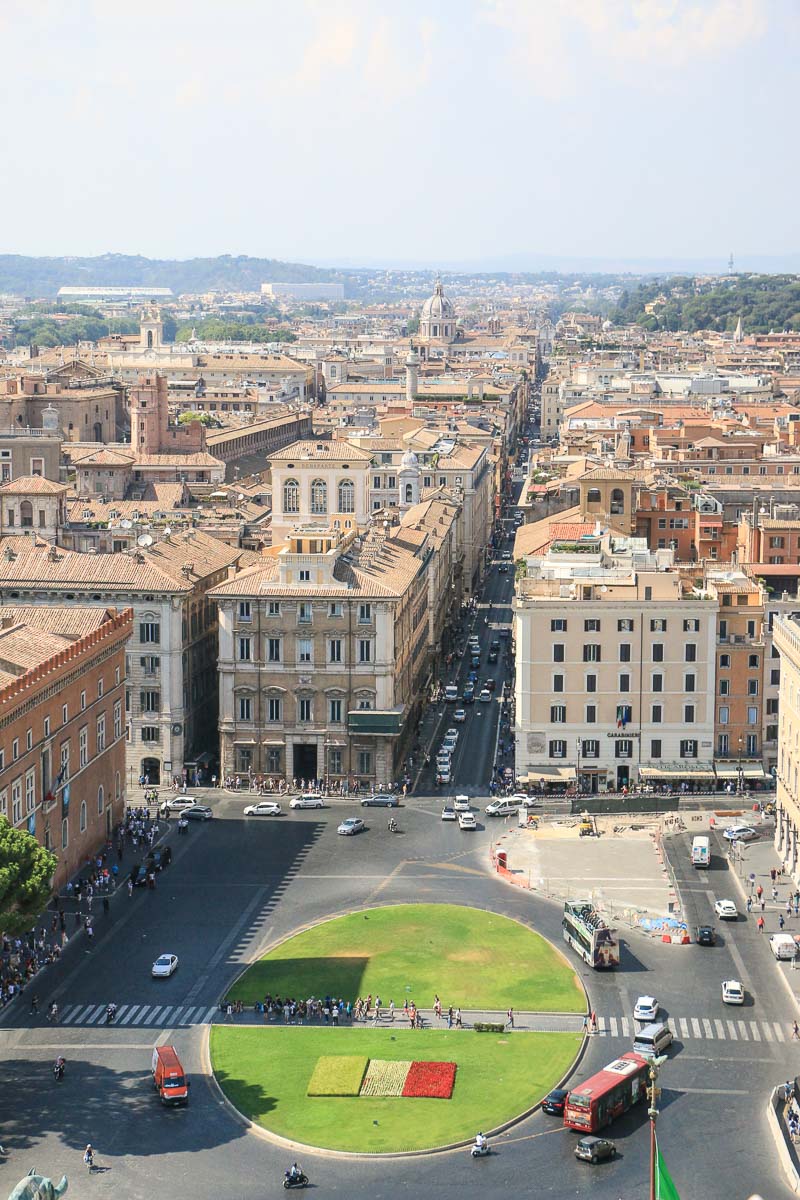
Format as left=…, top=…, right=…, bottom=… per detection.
left=268, top=440, right=372, bottom=462
left=0, top=605, right=113, bottom=638
left=0, top=475, right=68, bottom=495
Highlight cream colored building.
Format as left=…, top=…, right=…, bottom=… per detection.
left=267, top=440, right=373, bottom=544
left=773, top=615, right=800, bottom=876
left=514, top=534, right=716, bottom=791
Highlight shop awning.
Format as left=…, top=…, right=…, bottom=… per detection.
left=347, top=708, right=404, bottom=736
left=640, top=762, right=715, bottom=780
left=742, top=763, right=766, bottom=779
left=714, top=764, right=739, bottom=779
left=520, top=765, right=576, bottom=783
left=713, top=761, right=766, bottom=780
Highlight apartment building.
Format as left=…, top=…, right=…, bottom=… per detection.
left=774, top=615, right=800, bottom=878
left=212, top=523, right=433, bottom=790
left=0, top=605, right=132, bottom=889
left=514, top=534, right=716, bottom=792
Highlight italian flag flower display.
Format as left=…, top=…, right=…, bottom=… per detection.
left=308, top=1056, right=457, bottom=1099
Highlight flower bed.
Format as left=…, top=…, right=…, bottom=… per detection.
left=307, top=1055, right=368, bottom=1097
left=402, top=1060, right=457, bottom=1099
left=359, top=1058, right=412, bottom=1097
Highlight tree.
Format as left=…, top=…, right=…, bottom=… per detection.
left=178, top=410, right=214, bottom=426
left=0, top=822, right=56, bottom=935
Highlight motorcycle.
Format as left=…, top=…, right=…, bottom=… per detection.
left=471, top=1141, right=490, bottom=1158
left=106, top=1004, right=117, bottom=1025
left=387, top=820, right=398, bottom=834
left=53, top=1058, right=65, bottom=1081
left=283, top=1173, right=308, bottom=1189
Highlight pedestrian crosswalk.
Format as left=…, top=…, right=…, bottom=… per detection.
left=54, top=1002, right=218, bottom=1028
left=598, top=1014, right=788, bottom=1043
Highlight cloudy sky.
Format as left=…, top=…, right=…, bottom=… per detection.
left=1, top=0, right=797, bottom=267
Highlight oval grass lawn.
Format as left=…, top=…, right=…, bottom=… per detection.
left=227, top=903, right=584, bottom=1013
left=211, top=1025, right=581, bottom=1152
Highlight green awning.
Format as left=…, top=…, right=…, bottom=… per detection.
left=347, top=709, right=405, bottom=736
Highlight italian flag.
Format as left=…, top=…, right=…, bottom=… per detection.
left=655, top=1139, right=681, bottom=1200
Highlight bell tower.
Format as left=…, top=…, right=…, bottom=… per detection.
left=140, top=306, right=163, bottom=352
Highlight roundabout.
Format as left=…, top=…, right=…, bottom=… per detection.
left=210, top=903, right=584, bottom=1152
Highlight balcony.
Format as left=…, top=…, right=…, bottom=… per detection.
left=347, top=708, right=405, bottom=737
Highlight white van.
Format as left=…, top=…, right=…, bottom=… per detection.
left=769, top=934, right=799, bottom=961
left=633, top=1022, right=673, bottom=1058
left=691, top=836, right=710, bottom=868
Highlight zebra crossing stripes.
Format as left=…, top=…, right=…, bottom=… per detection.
left=51, top=1003, right=218, bottom=1028
left=597, top=1015, right=790, bottom=1045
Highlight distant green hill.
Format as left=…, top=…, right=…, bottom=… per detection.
left=609, top=273, right=800, bottom=333
left=0, top=253, right=351, bottom=298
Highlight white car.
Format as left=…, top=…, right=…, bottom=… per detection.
left=290, top=794, right=326, bottom=809
left=454, top=794, right=471, bottom=812
left=243, top=801, right=282, bottom=816
left=478, top=688, right=492, bottom=703
left=441, top=805, right=457, bottom=822
left=458, top=811, right=477, bottom=830
left=509, top=793, right=539, bottom=808
left=633, top=995, right=659, bottom=1022
left=152, top=953, right=179, bottom=978
left=436, top=768, right=452, bottom=785
left=337, top=817, right=365, bottom=836
left=722, top=979, right=745, bottom=1005
left=445, top=727, right=459, bottom=742
left=159, top=797, right=197, bottom=817
left=441, top=739, right=457, bottom=756
left=436, top=752, right=452, bottom=769
left=453, top=708, right=467, bottom=723
left=714, top=899, right=738, bottom=920
left=722, top=825, right=758, bottom=843
left=444, top=684, right=459, bottom=702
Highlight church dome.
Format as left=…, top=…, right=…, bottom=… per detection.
left=420, top=279, right=455, bottom=322
left=400, top=448, right=419, bottom=470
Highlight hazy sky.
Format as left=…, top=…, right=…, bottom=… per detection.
left=1, top=0, right=798, bottom=266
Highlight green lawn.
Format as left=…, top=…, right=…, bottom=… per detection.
left=211, top=1025, right=581, bottom=1152
left=226, top=903, right=584, bottom=1013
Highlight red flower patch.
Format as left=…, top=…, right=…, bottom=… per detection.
left=401, top=1060, right=457, bottom=1099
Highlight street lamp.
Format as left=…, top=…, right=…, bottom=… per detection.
left=576, top=737, right=582, bottom=796
left=647, top=1053, right=668, bottom=1200
left=737, top=735, right=744, bottom=796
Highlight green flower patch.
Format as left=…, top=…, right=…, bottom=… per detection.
left=307, top=1054, right=368, bottom=1097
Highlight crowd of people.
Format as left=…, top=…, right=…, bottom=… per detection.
left=220, top=990, right=473, bottom=1029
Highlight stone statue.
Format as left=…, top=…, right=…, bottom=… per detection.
left=7, top=1169, right=68, bottom=1200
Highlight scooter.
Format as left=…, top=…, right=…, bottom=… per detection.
left=283, top=1172, right=308, bottom=1189
left=387, top=819, right=399, bottom=834
left=471, top=1140, right=490, bottom=1159
left=105, top=1004, right=117, bottom=1025
left=53, top=1058, right=65, bottom=1082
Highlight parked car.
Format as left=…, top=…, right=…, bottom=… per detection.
left=509, top=792, right=539, bottom=808
left=458, top=811, right=477, bottom=830
left=722, top=979, right=745, bottom=1005
left=337, top=817, right=365, bottom=836
left=361, top=793, right=398, bottom=807
left=722, top=825, right=758, bottom=842
left=541, top=1088, right=568, bottom=1116
left=696, top=925, right=717, bottom=946
left=633, top=995, right=659, bottom=1022
left=574, top=1136, right=616, bottom=1164
left=183, top=805, right=213, bottom=821
left=714, top=899, right=738, bottom=920
left=290, top=794, right=326, bottom=809
left=441, top=806, right=457, bottom=822
left=243, top=801, right=282, bottom=816
left=152, top=953, right=179, bottom=978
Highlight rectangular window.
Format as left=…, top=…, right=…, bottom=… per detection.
left=267, top=748, right=282, bottom=774
left=359, top=639, right=372, bottom=663
left=551, top=618, right=568, bottom=631
left=96, top=713, right=105, bottom=753
left=619, top=644, right=631, bottom=662
left=618, top=618, right=634, bottom=632
left=25, top=768, right=35, bottom=813
left=553, top=674, right=564, bottom=693
left=329, top=698, right=343, bottom=723
left=767, top=725, right=778, bottom=742
left=141, top=655, right=159, bottom=676
left=652, top=673, right=663, bottom=692
left=619, top=673, right=630, bottom=693
left=329, top=639, right=343, bottom=664
left=615, top=740, right=632, bottom=758
left=141, top=725, right=160, bottom=743
left=684, top=704, right=695, bottom=723
left=329, top=748, right=342, bottom=775
left=651, top=704, right=662, bottom=723
left=297, top=638, right=313, bottom=664
left=582, top=739, right=599, bottom=759
left=719, top=679, right=730, bottom=696
left=586, top=704, right=597, bottom=723
left=357, top=749, right=373, bottom=775
left=748, top=653, right=759, bottom=668
left=685, top=643, right=696, bottom=662
left=719, top=619, right=728, bottom=639
left=268, top=697, right=282, bottom=722
left=238, top=601, right=252, bottom=622
left=747, top=705, right=758, bottom=725
left=549, top=739, right=567, bottom=758
left=140, top=621, right=160, bottom=644
left=550, top=704, right=566, bottom=723
left=236, top=697, right=251, bottom=722
left=583, top=644, right=601, bottom=662
left=298, top=697, right=312, bottom=722
left=236, top=747, right=252, bottom=774
left=747, top=679, right=758, bottom=695
left=650, top=739, right=662, bottom=758
left=746, top=733, right=758, bottom=755
left=113, top=700, right=122, bottom=739
left=359, top=604, right=372, bottom=624
left=299, top=570, right=310, bottom=582
left=140, top=691, right=160, bottom=714
left=652, top=644, right=664, bottom=663
left=719, top=653, right=730, bottom=668
left=586, top=674, right=597, bottom=693
left=329, top=602, right=343, bottom=618
left=12, top=778, right=22, bottom=824
left=718, top=705, right=729, bottom=724
left=680, top=739, right=698, bottom=758
left=650, top=618, right=666, bottom=632
left=26, top=727, right=32, bottom=751
left=62, top=704, right=68, bottom=726
left=767, top=698, right=779, bottom=715
left=553, top=644, right=565, bottom=663
left=718, top=732, right=729, bottom=754
left=238, top=636, right=252, bottom=661
left=268, top=601, right=281, bottom=617
left=43, top=717, right=50, bottom=738
left=267, top=638, right=281, bottom=663
left=79, top=726, right=88, bottom=768
left=683, top=618, right=700, bottom=632
left=584, top=618, right=601, bottom=632
left=771, top=668, right=781, bottom=685
left=685, top=673, right=695, bottom=692
left=298, top=602, right=312, bottom=623
left=60, top=741, right=69, bottom=783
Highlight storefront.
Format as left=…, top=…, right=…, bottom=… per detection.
left=639, top=762, right=716, bottom=790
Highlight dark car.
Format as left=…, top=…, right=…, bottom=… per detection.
left=574, top=1136, right=616, bottom=1164
left=145, top=847, right=171, bottom=873
left=483, top=678, right=496, bottom=692
left=488, top=648, right=499, bottom=663
left=470, top=655, right=481, bottom=669
left=498, top=563, right=509, bottom=573
left=129, top=864, right=148, bottom=888
left=490, top=640, right=500, bottom=653
left=182, top=804, right=213, bottom=821
left=462, top=687, right=475, bottom=704
left=696, top=924, right=717, bottom=946
left=541, top=1088, right=568, bottom=1115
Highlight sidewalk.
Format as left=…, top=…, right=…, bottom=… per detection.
left=213, top=1005, right=585, bottom=1032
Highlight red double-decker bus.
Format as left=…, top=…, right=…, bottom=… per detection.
left=563, top=1052, right=649, bottom=1132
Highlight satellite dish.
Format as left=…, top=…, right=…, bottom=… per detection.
left=120, top=519, right=132, bottom=529
left=137, top=534, right=153, bottom=548
left=164, top=526, right=172, bottom=537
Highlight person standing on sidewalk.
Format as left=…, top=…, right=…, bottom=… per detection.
left=507, top=1007, right=514, bottom=1029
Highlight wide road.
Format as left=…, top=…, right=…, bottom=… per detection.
left=0, top=790, right=793, bottom=1200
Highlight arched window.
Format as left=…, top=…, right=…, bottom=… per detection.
left=97, top=784, right=104, bottom=815
left=587, top=488, right=601, bottom=503
left=79, top=800, right=87, bottom=833
left=283, top=478, right=299, bottom=514
left=61, top=817, right=69, bottom=850
left=610, top=488, right=625, bottom=515
left=405, top=483, right=414, bottom=503
left=310, top=479, right=327, bottom=515
left=338, top=479, right=354, bottom=513
left=20, top=500, right=33, bottom=528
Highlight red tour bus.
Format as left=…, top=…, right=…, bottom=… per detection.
left=563, top=1052, right=649, bottom=1132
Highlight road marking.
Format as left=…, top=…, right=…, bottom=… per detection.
left=125, top=1006, right=141, bottom=1024
left=726, top=1020, right=738, bottom=1040
left=737, top=1021, right=749, bottom=1040
left=714, top=1019, right=726, bottom=1038
left=762, top=1022, right=774, bottom=1041
left=183, top=1006, right=200, bottom=1024
left=69, top=1005, right=93, bottom=1025
left=675, top=1087, right=749, bottom=1096
left=774, top=1022, right=786, bottom=1042
left=149, top=1006, right=165, bottom=1025
left=159, top=1007, right=176, bottom=1025
left=751, top=1022, right=761, bottom=1041
left=619, top=1017, right=629, bottom=1037
left=691, top=1018, right=701, bottom=1038
left=115, top=1006, right=131, bottom=1023
left=134, top=1007, right=153, bottom=1025
left=677, top=1018, right=689, bottom=1037
left=60, top=1005, right=79, bottom=1023
left=702, top=1018, right=713, bottom=1038
left=202, top=1005, right=217, bottom=1024
left=608, top=1017, right=618, bottom=1036
left=87, top=1006, right=107, bottom=1024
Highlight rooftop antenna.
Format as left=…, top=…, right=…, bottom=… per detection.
left=137, top=533, right=153, bottom=548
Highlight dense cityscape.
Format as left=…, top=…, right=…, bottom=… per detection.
left=2, top=5, right=800, bottom=1200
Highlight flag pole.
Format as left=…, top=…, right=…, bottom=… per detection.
left=647, top=1054, right=666, bottom=1200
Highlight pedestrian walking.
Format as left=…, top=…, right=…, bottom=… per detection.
left=29, top=993, right=39, bottom=1016
left=127, top=879, right=133, bottom=898
left=757, top=916, right=765, bottom=932
left=771, top=868, right=777, bottom=883
left=761, top=898, right=766, bottom=912
left=792, top=1021, right=799, bottom=1041
left=102, top=897, right=109, bottom=916
left=746, top=896, right=752, bottom=913
left=447, top=1006, right=453, bottom=1029
left=757, top=884, right=764, bottom=901
left=455, top=1007, right=462, bottom=1028
left=507, top=1007, right=514, bottom=1029
left=773, top=886, right=779, bottom=902
left=590, top=1010, right=598, bottom=1034
left=780, top=915, right=786, bottom=931
left=389, top=1000, right=395, bottom=1022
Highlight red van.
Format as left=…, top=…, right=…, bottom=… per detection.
left=152, top=1045, right=189, bottom=1105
